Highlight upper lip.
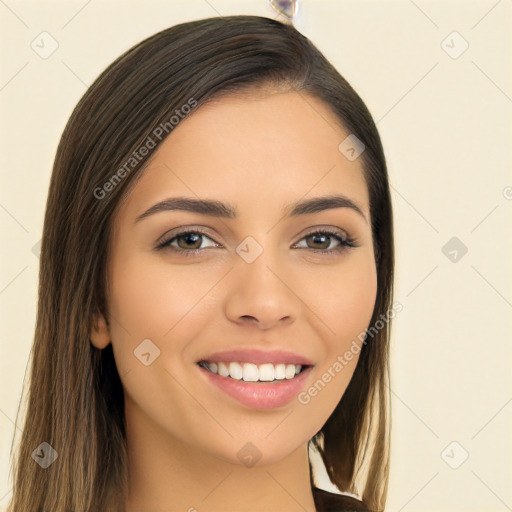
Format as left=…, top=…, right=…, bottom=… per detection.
left=197, top=348, right=314, bottom=366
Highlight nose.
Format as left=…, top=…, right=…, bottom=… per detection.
left=223, top=248, right=300, bottom=330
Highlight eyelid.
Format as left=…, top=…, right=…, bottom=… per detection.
left=155, top=224, right=358, bottom=254
left=292, top=227, right=357, bottom=251
left=155, top=225, right=219, bottom=247
left=298, top=225, right=351, bottom=240
left=157, top=224, right=351, bottom=242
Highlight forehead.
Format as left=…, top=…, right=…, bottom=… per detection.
left=116, top=89, right=370, bottom=222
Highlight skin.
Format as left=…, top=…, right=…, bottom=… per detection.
left=91, top=86, right=377, bottom=512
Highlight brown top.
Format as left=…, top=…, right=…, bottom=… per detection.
left=312, top=486, right=372, bottom=512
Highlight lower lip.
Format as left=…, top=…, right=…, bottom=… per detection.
left=197, top=364, right=314, bottom=409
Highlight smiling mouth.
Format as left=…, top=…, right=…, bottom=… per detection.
left=197, top=360, right=311, bottom=383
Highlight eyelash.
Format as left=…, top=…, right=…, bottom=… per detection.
left=156, top=227, right=358, bottom=257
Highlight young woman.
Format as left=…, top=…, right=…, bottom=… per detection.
left=7, top=15, right=394, bottom=512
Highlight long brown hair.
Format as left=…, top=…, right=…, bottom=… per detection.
left=7, top=15, right=394, bottom=512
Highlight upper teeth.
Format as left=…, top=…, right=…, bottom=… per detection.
left=202, top=361, right=303, bottom=381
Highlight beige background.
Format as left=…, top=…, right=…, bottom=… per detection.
left=1, top=0, right=511, bottom=510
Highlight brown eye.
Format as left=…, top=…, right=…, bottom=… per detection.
left=175, top=232, right=203, bottom=250
left=293, top=229, right=357, bottom=255
left=156, top=227, right=357, bottom=257
left=305, top=232, right=333, bottom=250
left=156, top=229, right=219, bottom=255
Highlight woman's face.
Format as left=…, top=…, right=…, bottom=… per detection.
left=93, top=87, right=377, bottom=466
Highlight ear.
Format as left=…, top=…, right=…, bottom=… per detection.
left=90, top=310, right=111, bottom=349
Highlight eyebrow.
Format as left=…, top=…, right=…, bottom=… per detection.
left=134, top=194, right=368, bottom=224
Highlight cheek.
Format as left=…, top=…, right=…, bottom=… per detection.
left=107, top=251, right=226, bottom=376
left=310, top=252, right=377, bottom=342
left=107, top=253, right=192, bottom=364
left=105, top=255, right=220, bottom=440
left=306, top=253, right=377, bottom=397
left=292, top=259, right=376, bottom=429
